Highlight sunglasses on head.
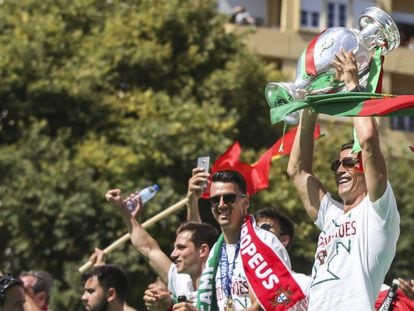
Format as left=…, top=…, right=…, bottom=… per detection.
left=209, top=193, right=245, bottom=207
left=330, top=157, right=360, bottom=171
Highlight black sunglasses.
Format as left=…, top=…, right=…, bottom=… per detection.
left=330, top=157, right=360, bottom=172
left=209, top=193, right=245, bottom=207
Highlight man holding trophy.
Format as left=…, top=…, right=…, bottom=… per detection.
left=282, top=7, right=401, bottom=311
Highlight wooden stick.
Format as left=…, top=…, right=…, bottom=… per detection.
left=78, top=197, right=188, bottom=273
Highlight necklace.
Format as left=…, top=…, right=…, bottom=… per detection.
left=219, top=242, right=240, bottom=310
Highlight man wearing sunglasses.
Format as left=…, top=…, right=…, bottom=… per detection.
left=196, top=170, right=296, bottom=311
left=287, top=49, right=400, bottom=310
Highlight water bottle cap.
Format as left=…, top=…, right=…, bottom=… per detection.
left=391, top=279, right=400, bottom=286
left=153, top=184, right=160, bottom=191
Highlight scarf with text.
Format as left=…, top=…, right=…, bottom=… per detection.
left=240, top=215, right=307, bottom=310
left=196, top=234, right=222, bottom=310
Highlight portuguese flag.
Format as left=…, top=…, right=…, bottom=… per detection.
left=268, top=46, right=414, bottom=124
left=201, top=125, right=321, bottom=198
left=269, top=92, right=414, bottom=124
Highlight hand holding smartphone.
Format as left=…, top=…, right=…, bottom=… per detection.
left=197, top=156, right=210, bottom=190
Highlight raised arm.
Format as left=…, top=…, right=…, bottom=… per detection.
left=105, top=189, right=172, bottom=284
left=287, top=109, right=327, bottom=221
left=186, top=167, right=209, bottom=222
left=353, top=116, right=387, bottom=201
left=332, top=49, right=387, bottom=201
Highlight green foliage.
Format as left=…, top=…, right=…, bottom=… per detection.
left=0, top=0, right=282, bottom=309
left=0, top=0, right=412, bottom=309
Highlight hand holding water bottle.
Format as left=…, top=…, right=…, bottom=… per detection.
left=105, top=185, right=159, bottom=217
left=126, top=184, right=159, bottom=212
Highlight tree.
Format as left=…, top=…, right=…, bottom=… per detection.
left=1, top=1, right=411, bottom=309
left=0, top=0, right=284, bottom=309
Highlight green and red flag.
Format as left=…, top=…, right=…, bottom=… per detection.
left=269, top=92, right=414, bottom=124
left=201, top=125, right=321, bottom=198
left=268, top=46, right=414, bottom=124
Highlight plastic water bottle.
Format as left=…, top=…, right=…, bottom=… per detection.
left=378, top=279, right=399, bottom=311
left=126, top=184, right=159, bottom=212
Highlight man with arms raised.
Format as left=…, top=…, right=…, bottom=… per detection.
left=287, top=49, right=400, bottom=310
left=106, top=188, right=218, bottom=310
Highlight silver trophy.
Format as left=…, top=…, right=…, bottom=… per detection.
left=265, top=7, right=400, bottom=124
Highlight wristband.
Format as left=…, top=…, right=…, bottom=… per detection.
left=350, top=85, right=365, bottom=92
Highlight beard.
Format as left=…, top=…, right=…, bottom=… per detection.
left=85, top=299, right=108, bottom=311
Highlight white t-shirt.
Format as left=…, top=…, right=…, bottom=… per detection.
left=309, top=182, right=400, bottom=311
left=214, top=224, right=291, bottom=310
left=292, top=272, right=312, bottom=295
left=167, top=264, right=197, bottom=304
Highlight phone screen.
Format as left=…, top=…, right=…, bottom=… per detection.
left=197, top=156, right=210, bottom=172
left=197, top=156, right=210, bottom=190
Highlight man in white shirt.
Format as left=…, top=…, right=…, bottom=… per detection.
left=106, top=189, right=218, bottom=310
left=287, top=49, right=400, bottom=310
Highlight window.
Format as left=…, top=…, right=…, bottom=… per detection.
left=301, top=10, right=319, bottom=28
left=390, top=116, right=414, bottom=132
left=301, top=10, right=308, bottom=27
left=312, top=12, right=320, bottom=27
left=328, top=3, right=335, bottom=27
left=339, top=4, right=346, bottom=26
left=327, top=2, right=347, bottom=27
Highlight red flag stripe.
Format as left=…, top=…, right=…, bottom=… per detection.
left=202, top=125, right=321, bottom=198
left=305, top=31, right=325, bottom=76
left=358, top=95, right=414, bottom=116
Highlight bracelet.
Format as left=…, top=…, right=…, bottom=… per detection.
left=350, top=85, right=365, bottom=92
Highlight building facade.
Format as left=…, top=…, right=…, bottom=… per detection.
left=219, top=0, right=414, bottom=155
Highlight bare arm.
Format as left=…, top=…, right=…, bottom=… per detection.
left=353, top=116, right=387, bottom=201
left=186, top=167, right=209, bottom=222
left=332, top=49, right=387, bottom=201
left=287, top=109, right=327, bottom=221
left=106, top=189, right=172, bottom=284
left=353, top=117, right=387, bottom=202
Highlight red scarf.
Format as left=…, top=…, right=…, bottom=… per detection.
left=240, top=215, right=307, bottom=310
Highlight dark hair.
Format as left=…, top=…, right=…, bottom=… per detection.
left=254, top=207, right=295, bottom=250
left=176, top=221, right=219, bottom=250
left=20, top=270, right=53, bottom=303
left=211, top=170, right=247, bottom=194
left=82, top=265, right=128, bottom=303
left=341, top=139, right=354, bottom=151
left=0, top=274, right=23, bottom=302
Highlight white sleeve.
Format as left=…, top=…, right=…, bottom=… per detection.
left=371, top=181, right=400, bottom=230
left=167, top=264, right=193, bottom=298
left=315, top=193, right=343, bottom=230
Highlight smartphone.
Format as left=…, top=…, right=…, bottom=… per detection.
left=197, top=156, right=210, bottom=190
left=197, top=156, right=210, bottom=172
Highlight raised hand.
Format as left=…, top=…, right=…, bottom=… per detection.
left=331, top=48, right=359, bottom=90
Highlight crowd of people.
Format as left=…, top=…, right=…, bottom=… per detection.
left=1, top=49, right=414, bottom=311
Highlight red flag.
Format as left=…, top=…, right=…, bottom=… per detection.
left=375, top=289, right=414, bottom=310
left=201, top=125, right=321, bottom=198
